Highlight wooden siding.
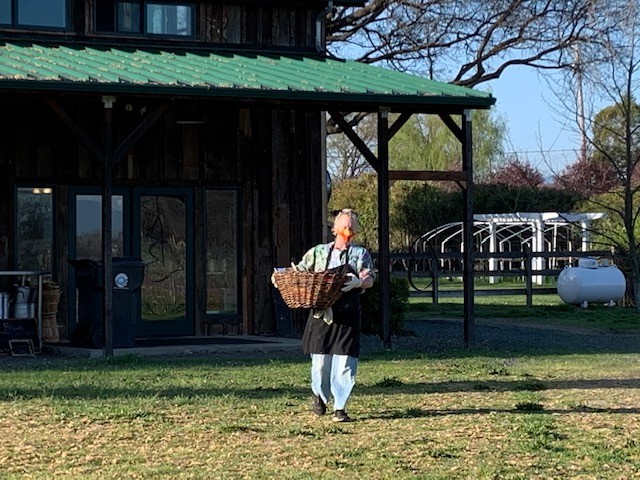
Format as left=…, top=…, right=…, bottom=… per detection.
left=0, top=97, right=324, bottom=336
left=0, top=1, right=328, bottom=338
left=202, top=4, right=318, bottom=48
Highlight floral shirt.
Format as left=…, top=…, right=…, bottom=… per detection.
left=296, top=242, right=375, bottom=280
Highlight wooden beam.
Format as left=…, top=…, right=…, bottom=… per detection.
left=388, top=112, right=411, bottom=139
left=438, top=113, right=463, bottom=142
left=112, top=104, right=168, bottom=166
left=328, top=111, right=379, bottom=172
left=46, top=100, right=103, bottom=162
left=388, top=170, right=466, bottom=182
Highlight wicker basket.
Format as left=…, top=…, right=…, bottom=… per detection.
left=273, top=269, right=348, bottom=309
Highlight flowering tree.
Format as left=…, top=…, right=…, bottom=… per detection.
left=483, top=158, right=545, bottom=188
left=552, top=158, right=620, bottom=195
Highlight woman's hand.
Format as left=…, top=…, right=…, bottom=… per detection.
left=358, top=269, right=374, bottom=289
left=342, top=273, right=363, bottom=292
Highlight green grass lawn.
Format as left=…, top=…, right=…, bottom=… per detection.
left=1, top=278, right=638, bottom=478
left=1, top=348, right=640, bottom=479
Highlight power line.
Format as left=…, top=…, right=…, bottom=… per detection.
left=506, top=148, right=578, bottom=155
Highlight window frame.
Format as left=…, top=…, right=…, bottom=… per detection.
left=94, top=0, right=196, bottom=39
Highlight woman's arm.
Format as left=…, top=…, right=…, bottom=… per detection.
left=359, top=269, right=374, bottom=289
left=357, top=247, right=375, bottom=290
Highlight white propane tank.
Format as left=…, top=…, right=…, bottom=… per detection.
left=557, top=258, right=626, bottom=306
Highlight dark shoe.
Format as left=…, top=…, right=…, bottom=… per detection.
left=332, top=409, right=351, bottom=422
left=312, top=395, right=326, bottom=416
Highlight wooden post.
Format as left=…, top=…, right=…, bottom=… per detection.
left=431, top=254, right=439, bottom=305
left=102, top=96, right=115, bottom=358
left=461, top=110, right=475, bottom=348
left=378, top=109, right=391, bottom=349
left=524, top=244, right=533, bottom=307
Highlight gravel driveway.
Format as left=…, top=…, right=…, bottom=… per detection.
left=362, top=318, right=640, bottom=355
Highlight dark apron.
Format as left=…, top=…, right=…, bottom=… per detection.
left=301, top=246, right=362, bottom=357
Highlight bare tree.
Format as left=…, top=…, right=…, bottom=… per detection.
left=324, top=1, right=614, bottom=176
left=551, top=0, right=640, bottom=307
left=327, top=0, right=608, bottom=87
left=327, top=113, right=377, bottom=181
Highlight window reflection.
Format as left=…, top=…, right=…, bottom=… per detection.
left=17, top=0, right=66, bottom=27
left=16, top=187, right=53, bottom=271
left=206, top=190, right=238, bottom=315
left=0, top=0, right=11, bottom=25
left=75, top=195, right=124, bottom=259
left=140, top=195, right=187, bottom=321
left=146, top=3, right=192, bottom=36
left=117, top=2, right=141, bottom=33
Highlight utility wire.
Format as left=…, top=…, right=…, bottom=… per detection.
left=506, top=148, right=578, bottom=155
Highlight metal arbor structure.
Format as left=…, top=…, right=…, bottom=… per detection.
left=413, top=212, right=605, bottom=284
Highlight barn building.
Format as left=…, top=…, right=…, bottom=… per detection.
left=0, top=0, right=494, bottom=354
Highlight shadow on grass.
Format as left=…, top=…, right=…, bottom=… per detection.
left=1, top=374, right=638, bottom=402
left=361, top=317, right=640, bottom=359
left=0, top=352, right=309, bottom=372
left=0, top=383, right=312, bottom=401
left=361, top=405, right=640, bottom=421
left=358, top=377, right=640, bottom=396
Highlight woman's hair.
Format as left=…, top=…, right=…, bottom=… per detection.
left=332, top=208, right=359, bottom=234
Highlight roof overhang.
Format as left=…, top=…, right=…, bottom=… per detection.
left=0, top=41, right=495, bottom=114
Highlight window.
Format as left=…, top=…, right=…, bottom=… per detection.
left=0, top=0, right=67, bottom=28
left=74, top=194, right=124, bottom=259
left=16, top=187, right=53, bottom=272
left=206, top=190, right=239, bottom=315
left=116, top=2, right=141, bottom=34
left=0, top=2, right=9, bottom=24
left=95, top=1, right=194, bottom=37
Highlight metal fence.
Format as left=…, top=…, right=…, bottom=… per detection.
left=374, top=247, right=615, bottom=307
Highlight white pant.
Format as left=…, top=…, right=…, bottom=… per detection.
left=310, top=353, right=358, bottom=411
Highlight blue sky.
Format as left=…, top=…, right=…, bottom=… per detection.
left=488, top=66, right=581, bottom=177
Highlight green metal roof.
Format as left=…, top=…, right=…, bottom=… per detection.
left=0, top=42, right=494, bottom=110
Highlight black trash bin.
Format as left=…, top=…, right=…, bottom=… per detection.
left=273, top=288, right=294, bottom=337
left=69, top=257, right=145, bottom=348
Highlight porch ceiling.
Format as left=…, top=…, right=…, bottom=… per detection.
left=0, top=41, right=494, bottom=113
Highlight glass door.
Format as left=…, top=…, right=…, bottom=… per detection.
left=134, top=189, right=193, bottom=337
left=68, top=189, right=128, bottom=334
